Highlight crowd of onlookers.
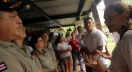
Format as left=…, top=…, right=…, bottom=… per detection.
left=24, top=27, right=86, bottom=72
left=23, top=17, right=110, bottom=72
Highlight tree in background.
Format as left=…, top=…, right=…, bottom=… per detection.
left=122, top=0, right=132, bottom=4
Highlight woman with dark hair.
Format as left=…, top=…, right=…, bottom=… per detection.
left=73, top=28, right=79, bottom=36
left=30, top=35, right=55, bottom=72
left=84, top=2, right=132, bottom=72
left=54, top=35, right=73, bottom=72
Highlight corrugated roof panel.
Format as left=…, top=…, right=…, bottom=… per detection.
left=54, top=17, right=76, bottom=25
left=83, top=0, right=95, bottom=11
left=35, top=0, right=80, bottom=16
left=18, top=10, right=43, bottom=19
left=42, top=5, right=78, bottom=16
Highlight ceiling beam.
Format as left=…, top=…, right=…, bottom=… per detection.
left=50, top=13, right=77, bottom=20
left=23, top=13, right=79, bottom=24
left=22, top=0, right=101, bottom=26
left=25, top=24, right=74, bottom=29
left=48, top=24, right=75, bottom=29
left=22, top=0, right=50, bottom=19
left=80, top=0, right=101, bottom=17
left=87, top=0, right=101, bottom=14
left=26, top=25, right=48, bottom=29
left=22, top=0, right=62, bottom=27
left=22, top=17, right=48, bottom=24
left=77, top=0, right=86, bottom=16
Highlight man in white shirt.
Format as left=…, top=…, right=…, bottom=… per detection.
left=83, top=17, right=108, bottom=72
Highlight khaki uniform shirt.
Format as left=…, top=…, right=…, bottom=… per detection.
left=44, top=42, right=57, bottom=66
left=33, top=49, right=55, bottom=72
left=15, top=43, right=33, bottom=61
left=0, top=40, right=40, bottom=72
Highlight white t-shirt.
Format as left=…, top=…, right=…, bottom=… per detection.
left=56, top=42, right=71, bottom=58
left=76, top=34, right=82, bottom=43
left=83, top=29, right=108, bottom=65
left=26, top=46, right=33, bottom=53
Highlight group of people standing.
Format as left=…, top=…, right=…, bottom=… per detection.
left=0, top=0, right=132, bottom=72
left=55, top=16, right=109, bottom=72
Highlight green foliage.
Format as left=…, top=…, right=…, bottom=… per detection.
left=102, top=24, right=107, bottom=29
left=62, top=26, right=75, bottom=36
left=130, top=0, right=132, bottom=4
left=122, top=0, right=132, bottom=4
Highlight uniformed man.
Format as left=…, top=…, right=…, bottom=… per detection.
left=0, top=0, right=40, bottom=72
left=41, top=31, right=58, bottom=72
left=13, top=24, right=36, bottom=63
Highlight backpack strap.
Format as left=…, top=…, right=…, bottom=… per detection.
left=31, top=51, right=39, bottom=59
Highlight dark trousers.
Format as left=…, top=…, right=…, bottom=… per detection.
left=85, top=65, right=92, bottom=72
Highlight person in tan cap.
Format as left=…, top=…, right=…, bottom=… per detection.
left=0, top=0, right=40, bottom=72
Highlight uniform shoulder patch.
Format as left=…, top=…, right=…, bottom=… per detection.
left=0, top=62, right=8, bottom=72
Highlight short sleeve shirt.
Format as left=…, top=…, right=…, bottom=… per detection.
left=33, top=49, right=55, bottom=72
left=83, top=29, right=108, bottom=65
left=44, top=42, right=57, bottom=66
left=83, top=29, right=106, bottom=53
left=56, top=42, right=71, bottom=58
left=0, top=40, right=40, bottom=72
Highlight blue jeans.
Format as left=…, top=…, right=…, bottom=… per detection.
left=72, top=51, right=84, bottom=72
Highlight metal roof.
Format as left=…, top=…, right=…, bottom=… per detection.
left=19, top=0, right=101, bottom=29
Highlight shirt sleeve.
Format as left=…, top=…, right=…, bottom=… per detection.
left=33, top=55, right=41, bottom=68
left=0, top=55, right=23, bottom=72
left=48, top=42, right=54, bottom=49
left=68, top=45, right=72, bottom=50
left=83, top=35, right=87, bottom=47
left=97, top=31, right=106, bottom=46
left=121, top=34, right=132, bottom=72
left=76, top=38, right=80, bottom=45
left=69, top=40, right=75, bottom=46
left=56, top=44, right=60, bottom=50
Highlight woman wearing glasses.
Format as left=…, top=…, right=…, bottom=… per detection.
left=30, top=35, right=55, bottom=72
